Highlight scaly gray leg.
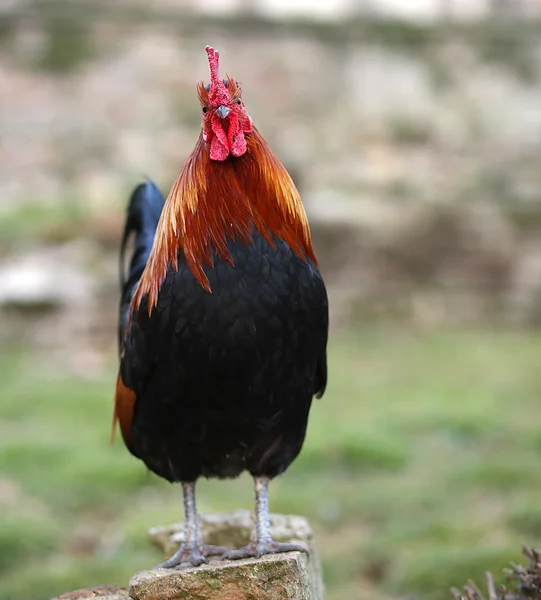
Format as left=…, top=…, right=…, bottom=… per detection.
left=155, top=481, right=229, bottom=568
left=222, top=476, right=308, bottom=560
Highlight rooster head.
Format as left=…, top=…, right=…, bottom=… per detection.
left=197, top=46, right=253, bottom=162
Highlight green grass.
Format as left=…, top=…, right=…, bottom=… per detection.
left=1, top=328, right=541, bottom=600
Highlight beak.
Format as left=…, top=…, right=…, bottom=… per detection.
left=216, top=105, right=230, bottom=119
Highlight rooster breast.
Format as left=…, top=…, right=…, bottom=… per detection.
left=121, top=229, right=328, bottom=483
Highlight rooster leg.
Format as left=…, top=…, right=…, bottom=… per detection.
left=155, top=481, right=229, bottom=568
left=222, top=476, right=309, bottom=560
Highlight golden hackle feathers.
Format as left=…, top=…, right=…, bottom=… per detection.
left=132, top=126, right=316, bottom=313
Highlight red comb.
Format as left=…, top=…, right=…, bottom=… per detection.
left=205, top=45, right=230, bottom=106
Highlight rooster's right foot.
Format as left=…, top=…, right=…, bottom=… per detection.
left=155, top=543, right=230, bottom=568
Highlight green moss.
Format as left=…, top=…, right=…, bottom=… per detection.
left=22, top=0, right=97, bottom=74
left=199, top=573, right=223, bottom=590
left=39, top=22, right=93, bottom=73
left=363, top=19, right=435, bottom=52
left=0, top=14, right=17, bottom=46
left=427, top=55, right=454, bottom=91
left=475, top=20, right=539, bottom=83
left=387, top=115, right=433, bottom=146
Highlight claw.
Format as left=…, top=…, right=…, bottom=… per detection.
left=156, top=543, right=231, bottom=569
left=222, top=539, right=309, bottom=561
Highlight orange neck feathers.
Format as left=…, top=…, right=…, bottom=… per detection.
left=132, top=127, right=316, bottom=313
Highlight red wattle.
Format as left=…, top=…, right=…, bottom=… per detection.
left=210, top=113, right=230, bottom=161
left=210, top=135, right=229, bottom=161
left=228, top=112, right=247, bottom=157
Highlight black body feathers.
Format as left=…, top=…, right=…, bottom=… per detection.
left=118, top=180, right=165, bottom=351
left=118, top=182, right=329, bottom=484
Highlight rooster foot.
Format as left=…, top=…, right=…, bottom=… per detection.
left=222, top=539, right=309, bottom=561
left=156, top=543, right=230, bottom=568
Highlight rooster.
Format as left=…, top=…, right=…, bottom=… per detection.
left=113, top=46, right=328, bottom=567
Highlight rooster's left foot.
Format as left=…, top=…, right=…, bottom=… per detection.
left=222, top=539, right=308, bottom=560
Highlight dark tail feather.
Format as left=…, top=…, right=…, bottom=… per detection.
left=118, top=180, right=165, bottom=352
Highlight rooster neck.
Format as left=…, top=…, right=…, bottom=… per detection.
left=133, top=127, right=316, bottom=313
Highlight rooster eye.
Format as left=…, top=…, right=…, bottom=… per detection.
left=236, top=99, right=241, bottom=105
left=202, top=107, right=207, bottom=113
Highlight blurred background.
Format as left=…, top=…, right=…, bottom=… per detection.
left=2, top=1, right=541, bottom=599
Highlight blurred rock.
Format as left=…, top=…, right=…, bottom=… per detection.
left=0, top=240, right=117, bottom=369
left=51, top=586, right=129, bottom=600
left=0, top=243, right=94, bottom=309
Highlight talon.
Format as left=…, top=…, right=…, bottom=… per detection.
left=222, top=539, right=309, bottom=561
left=155, top=543, right=231, bottom=569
